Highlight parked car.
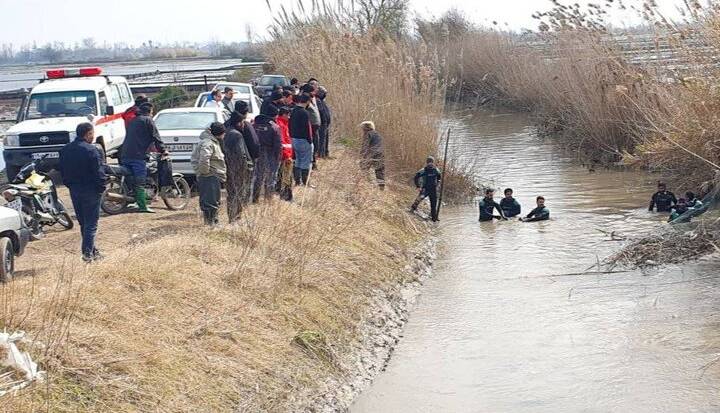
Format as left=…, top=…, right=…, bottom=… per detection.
left=193, top=90, right=261, bottom=121
left=212, top=82, right=254, bottom=96
left=253, top=75, right=290, bottom=98
left=154, top=107, right=228, bottom=176
left=0, top=204, right=31, bottom=282
left=2, top=67, right=133, bottom=180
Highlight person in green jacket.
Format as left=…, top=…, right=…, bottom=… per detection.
left=191, top=122, right=227, bottom=225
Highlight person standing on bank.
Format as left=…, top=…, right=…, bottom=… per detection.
left=303, top=84, right=322, bottom=170
left=224, top=105, right=256, bottom=223
left=360, top=121, right=385, bottom=189
left=290, top=94, right=313, bottom=185
left=275, top=107, right=294, bottom=201
left=120, top=102, right=166, bottom=213
left=221, top=87, right=235, bottom=113
left=411, top=156, right=442, bottom=222
left=252, top=106, right=283, bottom=202
left=317, top=86, right=332, bottom=159
left=58, top=122, right=106, bottom=262
left=191, top=122, right=226, bottom=225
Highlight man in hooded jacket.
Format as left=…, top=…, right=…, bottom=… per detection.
left=191, top=122, right=227, bottom=225
left=252, top=106, right=283, bottom=202
left=223, top=101, right=257, bottom=222
left=317, top=87, right=332, bottom=158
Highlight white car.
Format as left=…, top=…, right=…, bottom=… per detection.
left=154, top=107, right=228, bottom=176
left=194, top=89, right=261, bottom=121
left=0, top=204, right=31, bottom=282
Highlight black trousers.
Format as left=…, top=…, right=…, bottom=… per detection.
left=197, top=175, right=221, bottom=225
left=68, top=186, right=102, bottom=256
left=411, top=187, right=438, bottom=221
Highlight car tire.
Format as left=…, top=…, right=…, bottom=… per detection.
left=0, top=237, right=15, bottom=282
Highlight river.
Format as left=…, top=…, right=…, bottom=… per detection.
left=351, top=109, right=720, bottom=412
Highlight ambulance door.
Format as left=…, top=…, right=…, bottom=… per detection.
left=96, top=90, right=115, bottom=150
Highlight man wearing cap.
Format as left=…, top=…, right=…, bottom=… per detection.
left=121, top=102, right=166, bottom=213
left=191, top=122, right=227, bottom=225
left=261, top=90, right=284, bottom=117
left=221, top=87, right=235, bottom=113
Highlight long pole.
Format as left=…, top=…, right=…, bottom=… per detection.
left=437, top=127, right=451, bottom=219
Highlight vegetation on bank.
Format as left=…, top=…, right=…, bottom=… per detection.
left=420, top=2, right=720, bottom=191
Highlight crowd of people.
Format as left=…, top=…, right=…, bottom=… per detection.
left=648, top=181, right=706, bottom=223
left=191, top=77, right=337, bottom=225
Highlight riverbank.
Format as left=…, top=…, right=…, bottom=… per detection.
left=1, top=153, right=439, bottom=412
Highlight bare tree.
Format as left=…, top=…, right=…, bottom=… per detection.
left=351, top=0, right=409, bottom=38
left=82, top=37, right=96, bottom=49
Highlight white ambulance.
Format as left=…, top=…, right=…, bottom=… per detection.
left=2, top=67, right=134, bottom=179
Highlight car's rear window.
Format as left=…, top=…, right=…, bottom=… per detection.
left=155, top=112, right=217, bottom=130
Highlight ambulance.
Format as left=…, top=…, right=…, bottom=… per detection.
left=2, top=68, right=134, bottom=179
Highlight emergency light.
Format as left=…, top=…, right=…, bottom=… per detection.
left=46, top=67, right=103, bottom=79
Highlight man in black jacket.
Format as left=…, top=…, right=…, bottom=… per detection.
left=290, top=95, right=313, bottom=185
left=411, top=156, right=442, bottom=222
left=649, top=182, right=677, bottom=212
left=260, top=90, right=284, bottom=116
left=252, top=107, right=283, bottom=202
left=58, top=123, right=106, bottom=262
left=317, top=87, right=332, bottom=158
left=120, top=102, right=166, bottom=213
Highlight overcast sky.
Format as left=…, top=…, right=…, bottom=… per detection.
left=0, top=0, right=684, bottom=47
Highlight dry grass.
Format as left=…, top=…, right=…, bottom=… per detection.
left=0, top=153, right=431, bottom=412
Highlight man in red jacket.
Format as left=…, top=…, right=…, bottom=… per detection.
left=122, top=95, right=149, bottom=128
left=275, top=107, right=294, bottom=201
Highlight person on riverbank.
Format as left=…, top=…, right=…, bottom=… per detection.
left=649, top=182, right=677, bottom=212
left=191, top=122, right=226, bottom=226
left=58, top=123, right=106, bottom=262
left=360, top=121, right=385, bottom=190
left=205, top=89, right=223, bottom=109
left=290, top=94, right=313, bottom=186
left=276, top=107, right=294, bottom=201
left=303, top=84, right=322, bottom=170
left=224, top=102, right=258, bottom=222
left=121, top=102, right=166, bottom=213
left=221, top=87, right=235, bottom=113
left=252, top=106, right=283, bottom=202
left=317, top=86, right=332, bottom=159
left=122, top=94, right=148, bottom=128
left=520, top=196, right=550, bottom=222
left=261, top=90, right=284, bottom=116
left=411, top=156, right=442, bottom=222
left=479, top=189, right=507, bottom=222
left=500, top=188, right=521, bottom=218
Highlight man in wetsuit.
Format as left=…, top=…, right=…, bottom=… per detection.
left=479, top=188, right=507, bottom=222
left=410, top=156, right=442, bottom=222
left=500, top=187, right=521, bottom=218
left=521, top=196, right=550, bottom=222
left=649, top=182, right=677, bottom=212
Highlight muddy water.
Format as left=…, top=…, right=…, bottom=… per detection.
left=351, top=109, right=720, bottom=412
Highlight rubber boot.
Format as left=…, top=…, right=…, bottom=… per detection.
left=136, top=187, right=155, bottom=213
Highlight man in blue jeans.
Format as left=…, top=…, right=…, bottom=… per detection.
left=120, top=102, right=166, bottom=213
left=58, top=122, right=106, bottom=262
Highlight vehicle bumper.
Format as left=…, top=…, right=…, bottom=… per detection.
left=171, top=159, right=194, bottom=176
left=3, top=146, right=63, bottom=170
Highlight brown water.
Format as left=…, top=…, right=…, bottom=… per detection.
left=351, top=109, right=720, bottom=412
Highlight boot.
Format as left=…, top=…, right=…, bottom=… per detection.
left=136, top=187, right=155, bottom=213
left=293, top=167, right=302, bottom=186
left=301, top=169, right=309, bottom=186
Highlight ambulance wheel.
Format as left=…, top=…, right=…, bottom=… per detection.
left=0, top=237, right=15, bottom=283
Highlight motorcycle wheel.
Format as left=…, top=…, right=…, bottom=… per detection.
left=56, top=212, right=74, bottom=230
left=0, top=237, right=14, bottom=283
left=161, top=176, right=191, bottom=211
left=101, top=181, right=128, bottom=215
left=22, top=205, right=42, bottom=241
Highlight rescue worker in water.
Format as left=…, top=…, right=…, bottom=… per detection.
left=649, top=182, right=677, bottom=212
left=411, top=156, right=442, bottom=222
left=479, top=188, right=507, bottom=222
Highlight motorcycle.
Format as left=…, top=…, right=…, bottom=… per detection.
left=101, top=153, right=191, bottom=215
left=2, top=154, right=73, bottom=240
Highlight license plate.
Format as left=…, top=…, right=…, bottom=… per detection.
left=166, top=144, right=194, bottom=152
left=32, top=152, right=59, bottom=159
left=5, top=199, right=22, bottom=212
